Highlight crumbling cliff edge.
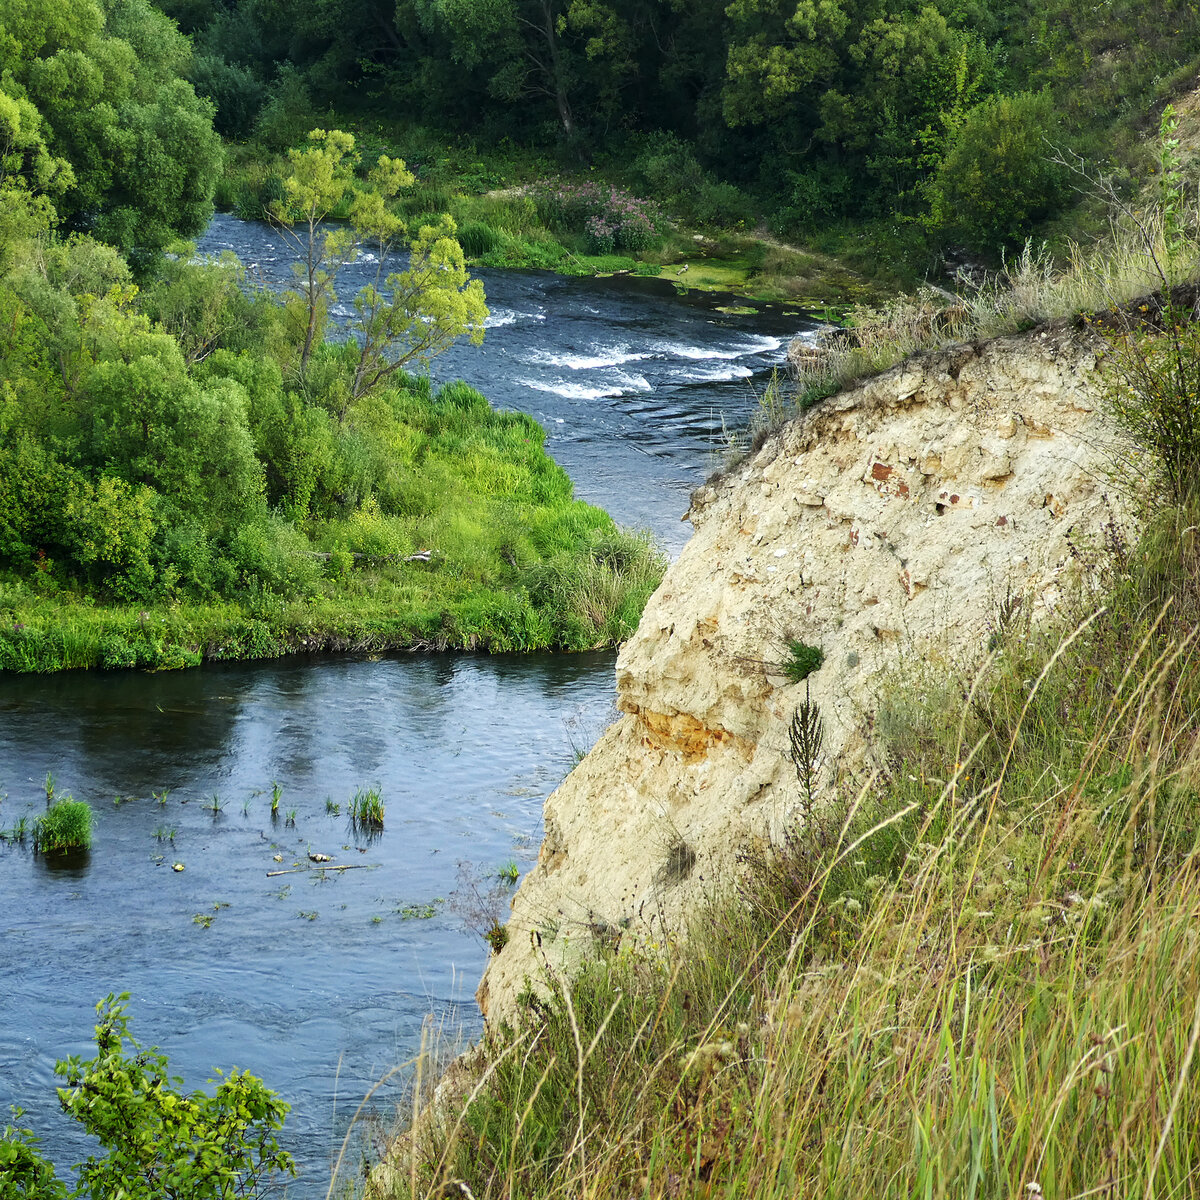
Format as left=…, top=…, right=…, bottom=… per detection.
left=478, top=321, right=1129, bottom=1024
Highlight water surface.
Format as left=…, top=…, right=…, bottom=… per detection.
left=0, top=218, right=814, bottom=1192
left=1, top=653, right=615, bottom=1191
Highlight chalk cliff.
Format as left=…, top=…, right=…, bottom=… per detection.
left=478, top=321, right=1129, bottom=1024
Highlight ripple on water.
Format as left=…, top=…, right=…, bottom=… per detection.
left=0, top=651, right=619, bottom=1197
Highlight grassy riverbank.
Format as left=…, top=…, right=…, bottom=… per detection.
left=0, top=380, right=663, bottom=673
left=368, top=416, right=1200, bottom=1200
left=0, top=535, right=662, bottom=673
left=217, top=127, right=876, bottom=310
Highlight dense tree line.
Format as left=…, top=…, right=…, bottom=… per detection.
left=0, top=0, right=659, bottom=657
left=164, top=0, right=1200, bottom=251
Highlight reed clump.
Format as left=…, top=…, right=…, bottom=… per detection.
left=33, top=798, right=93, bottom=854
left=350, top=786, right=385, bottom=830
left=367, top=491, right=1200, bottom=1200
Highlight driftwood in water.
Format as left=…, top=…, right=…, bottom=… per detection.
left=266, top=863, right=379, bottom=877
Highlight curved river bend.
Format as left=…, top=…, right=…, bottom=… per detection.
left=0, top=216, right=815, bottom=1194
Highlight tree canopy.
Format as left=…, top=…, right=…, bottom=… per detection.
left=0, top=0, right=223, bottom=260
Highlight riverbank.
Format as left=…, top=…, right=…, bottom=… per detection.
left=365, top=296, right=1200, bottom=1200
left=0, top=537, right=660, bottom=672
left=2, top=177, right=678, bottom=677
left=216, top=132, right=877, bottom=311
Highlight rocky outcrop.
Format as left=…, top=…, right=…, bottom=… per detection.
left=478, top=322, right=1130, bottom=1025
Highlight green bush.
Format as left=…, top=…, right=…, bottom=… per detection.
left=0, top=1110, right=66, bottom=1199
left=189, top=55, right=267, bottom=140
left=930, top=91, right=1069, bottom=255
left=782, top=638, right=824, bottom=683
left=1102, top=300, right=1200, bottom=507
left=32, top=799, right=92, bottom=854
left=0, top=994, right=295, bottom=1199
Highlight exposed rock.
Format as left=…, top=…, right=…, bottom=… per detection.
left=478, top=323, right=1131, bottom=1025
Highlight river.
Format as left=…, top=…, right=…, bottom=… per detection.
left=0, top=215, right=815, bottom=1193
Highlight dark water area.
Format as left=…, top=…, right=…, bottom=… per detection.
left=198, top=212, right=819, bottom=554
left=0, top=652, right=617, bottom=1192
left=0, top=217, right=815, bottom=1194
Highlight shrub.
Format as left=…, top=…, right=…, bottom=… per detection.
left=12, top=994, right=295, bottom=1199
left=0, top=1110, right=66, bottom=1199
left=531, top=179, right=659, bottom=251
left=930, top=91, right=1069, bottom=254
left=585, top=215, right=616, bottom=255
left=188, top=55, right=267, bottom=140
left=782, top=638, right=824, bottom=682
left=1098, top=285, right=1200, bottom=507
left=32, top=799, right=92, bottom=854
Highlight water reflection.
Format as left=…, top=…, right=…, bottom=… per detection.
left=0, top=651, right=616, bottom=1197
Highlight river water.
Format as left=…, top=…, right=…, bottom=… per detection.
left=0, top=215, right=814, bottom=1193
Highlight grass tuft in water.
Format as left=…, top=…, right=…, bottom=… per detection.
left=33, top=799, right=92, bottom=854
left=350, top=787, right=385, bottom=830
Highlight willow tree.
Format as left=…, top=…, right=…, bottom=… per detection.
left=268, top=128, right=487, bottom=411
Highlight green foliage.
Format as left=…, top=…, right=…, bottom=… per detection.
left=0, top=1109, right=66, bottom=1200
left=32, top=798, right=92, bottom=853
left=788, top=683, right=825, bottom=814
left=188, top=55, right=267, bottom=140
left=781, top=637, right=823, bottom=682
left=457, top=220, right=501, bottom=257
left=1101, top=302, right=1200, bottom=507
left=0, top=107, right=667, bottom=661
left=0, top=0, right=223, bottom=263
left=268, top=128, right=486, bottom=401
left=47, top=994, right=294, bottom=1199
left=930, top=91, right=1069, bottom=253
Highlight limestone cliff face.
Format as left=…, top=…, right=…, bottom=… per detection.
left=478, top=322, right=1128, bottom=1024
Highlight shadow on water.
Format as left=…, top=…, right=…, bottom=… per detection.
left=33, top=847, right=92, bottom=877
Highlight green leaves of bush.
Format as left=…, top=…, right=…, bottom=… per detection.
left=0, top=994, right=294, bottom=1200
left=929, top=91, right=1069, bottom=254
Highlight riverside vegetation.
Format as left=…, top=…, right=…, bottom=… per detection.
left=0, top=2, right=664, bottom=674
left=164, top=0, right=1200, bottom=288
left=6, top=3, right=1200, bottom=1198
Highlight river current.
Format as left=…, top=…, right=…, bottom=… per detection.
left=0, top=216, right=815, bottom=1192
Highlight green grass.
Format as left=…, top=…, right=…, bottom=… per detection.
left=350, top=786, right=385, bottom=830
left=0, top=381, right=666, bottom=673
left=33, top=799, right=92, bottom=854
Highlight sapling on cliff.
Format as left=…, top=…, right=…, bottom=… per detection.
left=789, top=681, right=825, bottom=819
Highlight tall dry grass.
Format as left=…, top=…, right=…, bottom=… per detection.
left=766, top=193, right=1200, bottom=448
left=360, top=495, right=1200, bottom=1200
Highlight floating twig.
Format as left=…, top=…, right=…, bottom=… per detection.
left=266, top=864, right=379, bottom=877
